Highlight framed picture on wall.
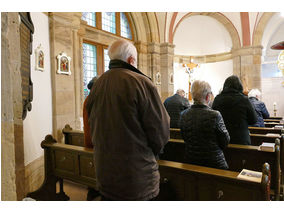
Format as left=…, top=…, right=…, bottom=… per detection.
left=155, top=72, right=161, bottom=85
left=35, top=44, right=44, bottom=71
left=57, top=52, right=71, bottom=75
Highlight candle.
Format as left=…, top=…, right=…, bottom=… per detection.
left=273, top=102, right=277, bottom=110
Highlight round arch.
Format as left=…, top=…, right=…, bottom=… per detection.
left=252, top=12, right=276, bottom=46
left=171, top=12, right=241, bottom=50
left=128, top=12, right=160, bottom=43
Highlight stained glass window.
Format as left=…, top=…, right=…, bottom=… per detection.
left=104, top=48, right=110, bottom=72
left=82, top=12, right=96, bottom=27
left=83, top=43, right=97, bottom=99
left=102, top=12, right=116, bottom=34
left=120, top=13, right=132, bottom=39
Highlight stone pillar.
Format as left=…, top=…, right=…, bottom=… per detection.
left=160, top=43, right=175, bottom=101
left=232, top=46, right=263, bottom=91
left=49, top=12, right=82, bottom=141
left=72, top=13, right=83, bottom=130
left=134, top=41, right=148, bottom=75
left=1, top=12, right=25, bottom=200
left=148, top=42, right=161, bottom=95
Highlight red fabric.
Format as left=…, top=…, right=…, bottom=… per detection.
left=83, top=96, right=93, bottom=148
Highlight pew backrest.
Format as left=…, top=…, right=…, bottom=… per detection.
left=62, top=124, right=84, bottom=147
left=158, top=160, right=270, bottom=201
left=248, top=127, right=282, bottom=135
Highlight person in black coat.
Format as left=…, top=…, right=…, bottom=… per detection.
left=164, top=89, right=190, bottom=128
left=212, top=75, right=257, bottom=145
left=248, top=89, right=270, bottom=127
left=180, top=80, right=230, bottom=169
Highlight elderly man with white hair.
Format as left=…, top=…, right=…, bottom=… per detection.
left=180, top=80, right=230, bottom=169
left=248, top=89, right=270, bottom=127
left=86, top=39, right=170, bottom=201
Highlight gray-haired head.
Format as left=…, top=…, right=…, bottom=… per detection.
left=108, top=39, right=137, bottom=68
left=191, top=80, right=212, bottom=105
left=248, top=88, right=261, bottom=99
left=176, top=89, right=185, bottom=97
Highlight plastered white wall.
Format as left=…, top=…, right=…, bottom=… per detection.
left=173, top=15, right=232, bottom=55
left=23, top=12, right=52, bottom=166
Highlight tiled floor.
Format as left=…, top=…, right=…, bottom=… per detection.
left=63, top=180, right=101, bottom=201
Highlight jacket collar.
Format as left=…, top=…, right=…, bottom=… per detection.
left=192, top=103, right=209, bottom=109
left=109, top=59, right=151, bottom=80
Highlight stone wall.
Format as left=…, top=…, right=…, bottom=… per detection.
left=1, top=12, right=25, bottom=201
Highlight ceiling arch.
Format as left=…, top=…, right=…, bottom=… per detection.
left=170, top=12, right=241, bottom=50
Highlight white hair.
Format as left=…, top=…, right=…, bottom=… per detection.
left=108, top=40, right=137, bottom=66
left=191, top=80, right=212, bottom=104
left=248, top=89, right=261, bottom=98
left=176, top=89, right=185, bottom=97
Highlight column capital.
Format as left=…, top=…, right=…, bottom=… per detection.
left=232, top=45, right=263, bottom=57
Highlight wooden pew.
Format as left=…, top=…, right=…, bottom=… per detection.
left=158, top=160, right=270, bottom=201
left=160, top=138, right=281, bottom=200
left=249, top=127, right=283, bottom=135
left=27, top=135, right=271, bottom=201
left=265, top=123, right=283, bottom=128
left=62, top=124, right=84, bottom=147
left=269, top=117, right=283, bottom=120
left=264, top=119, right=281, bottom=123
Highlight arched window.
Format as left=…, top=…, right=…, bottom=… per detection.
left=81, top=12, right=133, bottom=40
left=120, top=12, right=132, bottom=39
left=81, top=12, right=134, bottom=99
left=102, top=12, right=116, bottom=34
left=82, top=43, right=97, bottom=98
left=82, top=12, right=96, bottom=27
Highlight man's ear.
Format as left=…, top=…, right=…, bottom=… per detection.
left=127, top=56, right=134, bottom=65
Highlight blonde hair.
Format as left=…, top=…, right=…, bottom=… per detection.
left=191, top=80, right=212, bottom=104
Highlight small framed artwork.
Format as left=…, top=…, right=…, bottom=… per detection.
left=35, top=44, right=44, bottom=71
left=169, top=72, right=174, bottom=85
left=57, top=52, right=71, bottom=75
left=155, top=72, right=161, bottom=85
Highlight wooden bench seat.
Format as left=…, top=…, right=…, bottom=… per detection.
left=26, top=135, right=271, bottom=201
left=160, top=138, right=281, bottom=200
left=249, top=127, right=283, bottom=135
left=158, top=160, right=270, bottom=201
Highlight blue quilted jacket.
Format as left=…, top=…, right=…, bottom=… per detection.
left=249, top=97, right=270, bottom=127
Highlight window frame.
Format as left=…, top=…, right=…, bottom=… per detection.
left=83, top=40, right=109, bottom=76
left=82, top=12, right=134, bottom=41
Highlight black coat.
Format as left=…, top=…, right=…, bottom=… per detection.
left=180, top=104, right=230, bottom=169
left=249, top=97, right=270, bottom=127
left=212, top=89, right=257, bottom=145
left=163, top=94, right=190, bottom=128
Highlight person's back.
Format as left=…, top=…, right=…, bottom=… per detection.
left=212, top=75, right=257, bottom=145
left=164, top=90, right=190, bottom=128
left=248, top=89, right=270, bottom=127
left=180, top=80, right=229, bottom=169
left=86, top=40, right=169, bottom=201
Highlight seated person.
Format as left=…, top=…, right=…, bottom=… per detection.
left=163, top=89, right=190, bottom=128
left=180, top=80, right=230, bottom=169
left=248, top=89, right=270, bottom=127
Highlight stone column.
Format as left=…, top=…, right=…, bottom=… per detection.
left=72, top=13, right=83, bottom=130
left=148, top=42, right=161, bottom=95
left=232, top=46, right=263, bottom=91
left=49, top=12, right=81, bottom=141
left=160, top=43, right=175, bottom=101
left=1, top=12, right=25, bottom=200
left=134, top=41, right=148, bottom=75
